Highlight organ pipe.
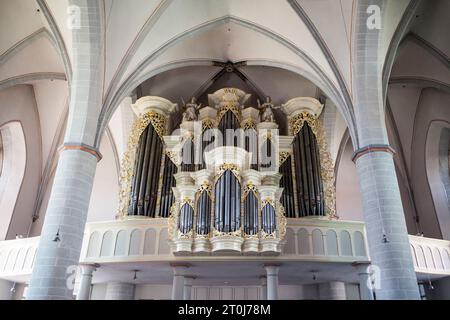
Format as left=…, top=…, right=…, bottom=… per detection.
left=196, top=190, right=211, bottom=235
left=159, top=155, right=177, bottom=218
left=128, top=124, right=163, bottom=216
left=293, top=122, right=324, bottom=217
left=214, top=170, right=241, bottom=232
left=219, top=110, right=240, bottom=146
left=279, top=156, right=295, bottom=217
left=178, top=203, right=194, bottom=234
left=262, top=204, right=276, bottom=234
left=244, top=191, right=258, bottom=235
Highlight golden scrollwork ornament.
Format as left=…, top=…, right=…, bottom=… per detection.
left=117, top=110, right=167, bottom=218
left=241, top=118, right=256, bottom=130
left=216, top=104, right=241, bottom=123
left=216, top=163, right=240, bottom=181
left=288, top=111, right=338, bottom=219
left=279, top=151, right=291, bottom=166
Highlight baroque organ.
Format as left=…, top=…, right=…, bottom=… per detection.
left=117, top=88, right=336, bottom=255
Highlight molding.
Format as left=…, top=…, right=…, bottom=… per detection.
left=36, top=0, right=72, bottom=84
left=60, top=143, right=103, bottom=162
left=287, top=0, right=356, bottom=142
left=104, top=0, right=173, bottom=103
left=389, top=76, right=450, bottom=94
left=334, top=129, right=350, bottom=181
left=352, top=144, right=396, bottom=163
left=385, top=99, right=421, bottom=234
left=0, top=73, right=66, bottom=91
left=0, top=28, right=51, bottom=65
left=105, top=126, right=121, bottom=181
left=30, top=96, right=69, bottom=225
left=382, top=0, right=422, bottom=106
left=403, top=33, right=450, bottom=68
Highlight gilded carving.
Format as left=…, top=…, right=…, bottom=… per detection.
left=241, top=118, right=256, bottom=130
left=216, top=104, right=241, bottom=124
left=288, top=112, right=338, bottom=219
left=215, top=163, right=240, bottom=181
left=117, top=110, right=167, bottom=218
left=167, top=201, right=179, bottom=239
left=279, top=151, right=291, bottom=166
left=212, top=227, right=242, bottom=238
left=202, top=118, right=216, bottom=131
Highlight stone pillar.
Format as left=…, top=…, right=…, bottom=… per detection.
left=260, top=276, right=267, bottom=300
left=354, top=150, right=420, bottom=299
left=172, top=265, right=188, bottom=300
left=319, top=281, right=346, bottom=300
left=27, top=150, right=98, bottom=300
left=27, top=0, right=104, bottom=300
left=76, top=264, right=97, bottom=300
left=105, top=282, right=135, bottom=300
left=264, top=265, right=279, bottom=300
left=183, top=277, right=194, bottom=300
left=353, top=263, right=374, bottom=300
left=350, top=1, right=420, bottom=300
left=0, top=279, right=14, bottom=300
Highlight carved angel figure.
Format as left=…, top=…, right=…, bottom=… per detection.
left=257, top=96, right=281, bottom=122
left=180, top=97, right=202, bottom=121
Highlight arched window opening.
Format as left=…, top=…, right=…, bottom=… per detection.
left=0, top=122, right=26, bottom=240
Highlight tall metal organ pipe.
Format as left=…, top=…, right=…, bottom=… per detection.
left=292, top=123, right=325, bottom=217
left=244, top=191, right=258, bottom=235
left=214, top=170, right=241, bottom=232
left=279, top=156, right=295, bottom=217
left=159, top=155, right=177, bottom=218
left=196, top=190, right=211, bottom=235
left=262, top=204, right=276, bottom=234
left=128, top=124, right=163, bottom=217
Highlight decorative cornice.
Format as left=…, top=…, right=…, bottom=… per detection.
left=61, top=143, right=103, bottom=162
left=352, top=144, right=396, bottom=163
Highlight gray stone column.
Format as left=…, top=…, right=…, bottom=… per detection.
left=260, top=276, right=267, bottom=300
left=0, top=279, right=14, bottom=300
left=183, top=277, right=194, bottom=300
left=27, top=150, right=98, bottom=300
left=350, top=0, right=420, bottom=300
left=172, top=265, right=188, bottom=300
left=319, top=281, right=346, bottom=300
left=27, top=1, right=104, bottom=300
left=264, top=265, right=279, bottom=300
left=76, top=264, right=97, bottom=300
left=355, top=151, right=420, bottom=299
left=354, top=263, right=374, bottom=300
left=105, top=282, right=135, bottom=300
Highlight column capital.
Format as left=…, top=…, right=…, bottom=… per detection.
left=264, top=264, right=280, bottom=275
left=352, top=262, right=372, bottom=275
left=79, top=263, right=99, bottom=276
left=170, top=263, right=190, bottom=275
left=60, top=143, right=103, bottom=162
left=352, top=144, right=395, bottom=163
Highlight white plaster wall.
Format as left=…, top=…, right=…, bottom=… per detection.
left=336, top=138, right=364, bottom=221
left=32, top=80, right=68, bottom=170
left=87, top=133, right=119, bottom=222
